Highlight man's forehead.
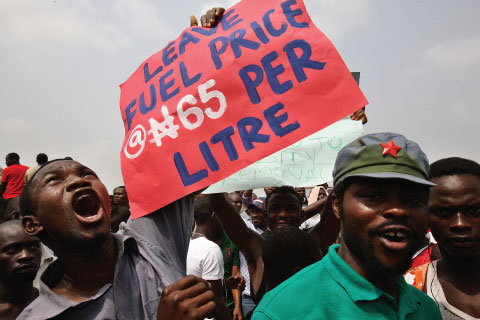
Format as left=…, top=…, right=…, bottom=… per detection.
left=0, top=221, right=36, bottom=244
left=430, top=174, right=480, bottom=203
left=35, top=160, right=91, bottom=179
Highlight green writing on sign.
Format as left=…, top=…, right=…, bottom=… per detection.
left=204, top=117, right=363, bottom=193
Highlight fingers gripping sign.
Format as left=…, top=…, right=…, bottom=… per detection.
left=157, top=276, right=216, bottom=320
left=191, top=7, right=225, bottom=27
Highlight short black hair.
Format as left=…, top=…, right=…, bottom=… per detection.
left=264, top=186, right=301, bottom=210
left=430, top=157, right=480, bottom=180
left=262, top=226, right=320, bottom=290
left=36, top=153, right=48, bottom=165
left=194, top=196, right=213, bottom=225
left=6, top=153, right=19, bottom=162
left=20, top=158, right=69, bottom=217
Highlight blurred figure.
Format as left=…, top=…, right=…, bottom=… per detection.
left=1, top=153, right=29, bottom=199
left=110, top=205, right=131, bottom=233
left=24, top=153, right=48, bottom=183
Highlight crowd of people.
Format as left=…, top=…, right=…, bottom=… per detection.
left=1, top=131, right=479, bottom=320
left=0, top=8, right=478, bottom=320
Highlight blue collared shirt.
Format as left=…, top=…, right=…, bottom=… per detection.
left=18, top=194, right=194, bottom=320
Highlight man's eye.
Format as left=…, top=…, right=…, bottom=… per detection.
left=82, top=171, right=97, bottom=178
left=467, top=206, right=480, bottom=217
left=45, top=176, right=60, bottom=184
left=430, top=208, right=451, bottom=218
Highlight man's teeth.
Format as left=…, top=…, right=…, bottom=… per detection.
left=384, top=231, right=406, bottom=238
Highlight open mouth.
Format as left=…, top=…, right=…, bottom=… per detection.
left=378, top=228, right=412, bottom=251
left=72, top=190, right=103, bottom=223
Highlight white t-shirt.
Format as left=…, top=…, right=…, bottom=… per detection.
left=187, top=236, right=224, bottom=280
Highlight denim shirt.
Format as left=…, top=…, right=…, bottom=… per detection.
left=17, top=194, right=194, bottom=320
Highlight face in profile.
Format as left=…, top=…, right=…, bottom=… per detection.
left=334, top=178, right=429, bottom=276
left=25, top=160, right=112, bottom=251
left=266, top=192, right=302, bottom=230
left=429, top=174, right=480, bottom=259
left=0, top=221, right=41, bottom=283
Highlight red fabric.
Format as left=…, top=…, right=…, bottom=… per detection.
left=1, top=164, right=29, bottom=199
left=411, top=243, right=435, bottom=269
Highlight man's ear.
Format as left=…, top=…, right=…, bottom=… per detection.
left=331, top=193, right=342, bottom=220
left=22, top=215, right=43, bottom=236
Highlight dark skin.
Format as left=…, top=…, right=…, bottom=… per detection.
left=191, top=219, right=233, bottom=320
left=22, top=160, right=216, bottom=317
left=0, top=220, right=41, bottom=320
left=332, top=178, right=429, bottom=300
left=428, top=174, right=480, bottom=317
left=250, top=207, right=267, bottom=231
left=209, top=191, right=310, bottom=299
left=194, top=214, right=242, bottom=320
left=157, top=275, right=216, bottom=320
left=113, top=187, right=129, bottom=208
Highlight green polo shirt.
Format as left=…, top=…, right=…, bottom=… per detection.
left=252, top=244, right=441, bottom=320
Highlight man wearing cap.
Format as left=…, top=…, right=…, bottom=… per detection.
left=247, top=198, right=267, bottom=233
left=252, top=133, right=442, bottom=319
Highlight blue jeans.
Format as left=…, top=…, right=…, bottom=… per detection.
left=242, top=294, right=256, bottom=318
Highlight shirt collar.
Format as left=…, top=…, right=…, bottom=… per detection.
left=324, top=244, right=422, bottom=312
left=27, top=233, right=135, bottom=320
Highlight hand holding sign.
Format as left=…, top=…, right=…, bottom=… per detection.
left=120, top=0, right=368, bottom=218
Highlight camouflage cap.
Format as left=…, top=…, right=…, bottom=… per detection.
left=332, top=132, right=436, bottom=187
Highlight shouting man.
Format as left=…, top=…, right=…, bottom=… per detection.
left=252, top=133, right=442, bottom=319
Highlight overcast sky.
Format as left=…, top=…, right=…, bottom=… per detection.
left=1, top=0, right=479, bottom=193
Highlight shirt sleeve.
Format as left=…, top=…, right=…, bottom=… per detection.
left=232, top=245, right=240, bottom=267
left=1, top=168, right=8, bottom=183
left=201, top=244, right=224, bottom=281
left=124, top=193, right=195, bottom=276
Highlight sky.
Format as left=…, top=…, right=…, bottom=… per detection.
left=1, top=0, right=479, bottom=193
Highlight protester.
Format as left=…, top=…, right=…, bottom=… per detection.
left=294, top=187, right=308, bottom=207
left=0, top=220, right=41, bottom=320
left=17, top=159, right=216, bottom=319
left=230, top=194, right=264, bottom=318
left=113, top=186, right=129, bottom=208
left=209, top=186, right=308, bottom=305
left=24, top=153, right=48, bottom=183
left=248, top=198, right=267, bottom=232
left=189, top=194, right=242, bottom=319
left=0, top=153, right=29, bottom=199
left=407, top=157, right=480, bottom=319
left=188, top=196, right=231, bottom=320
left=252, top=132, right=442, bottom=319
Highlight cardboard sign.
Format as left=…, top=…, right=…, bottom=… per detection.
left=119, top=0, right=368, bottom=218
left=204, top=117, right=364, bottom=193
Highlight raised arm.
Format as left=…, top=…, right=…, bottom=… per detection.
left=208, top=193, right=265, bottom=295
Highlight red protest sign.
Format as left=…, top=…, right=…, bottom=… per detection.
left=119, top=0, right=368, bottom=219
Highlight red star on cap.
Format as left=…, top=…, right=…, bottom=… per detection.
left=380, top=139, right=402, bottom=158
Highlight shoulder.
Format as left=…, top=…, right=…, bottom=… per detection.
left=404, top=283, right=441, bottom=317
left=255, top=260, right=329, bottom=315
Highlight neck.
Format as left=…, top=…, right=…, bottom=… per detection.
left=54, top=234, right=117, bottom=293
left=337, top=241, right=399, bottom=299
left=0, top=278, right=37, bottom=305
left=438, top=252, right=480, bottom=282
